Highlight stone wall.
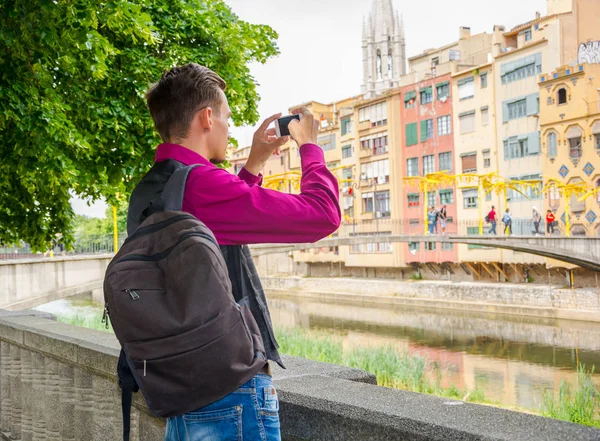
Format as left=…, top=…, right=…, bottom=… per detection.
left=0, top=310, right=599, bottom=441
left=0, top=256, right=112, bottom=310
left=262, top=276, right=600, bottom=322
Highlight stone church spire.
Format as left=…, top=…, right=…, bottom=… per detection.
left=362, top=0, right=407, bottom=98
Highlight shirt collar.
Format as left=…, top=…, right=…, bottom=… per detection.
left=155, top=143, right=214, bottom=168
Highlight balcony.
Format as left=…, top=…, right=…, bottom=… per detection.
left=359, top=148, right=372, bottom=158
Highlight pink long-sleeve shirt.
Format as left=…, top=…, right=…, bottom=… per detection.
left=155, top=143, right=341, bottom=245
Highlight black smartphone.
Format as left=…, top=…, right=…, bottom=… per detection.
left=274, top=114, right=301, bottom=137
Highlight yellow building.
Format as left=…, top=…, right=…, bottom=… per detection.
left=539, top=63, right=600, bottom=238
left=452, top=62, right=503, bottom=264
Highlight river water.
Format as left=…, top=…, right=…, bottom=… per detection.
left=35, top=290, right=600, bottom=412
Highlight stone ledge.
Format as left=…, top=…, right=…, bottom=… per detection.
left=276, top=375, right=600, bottom=441
left=1, top=313, right=599, bottom=441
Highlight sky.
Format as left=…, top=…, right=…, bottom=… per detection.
left=73, top=0, right=547, bottom=218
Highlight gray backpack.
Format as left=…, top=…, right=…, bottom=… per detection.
left=103, top=166, right=267, bottom=429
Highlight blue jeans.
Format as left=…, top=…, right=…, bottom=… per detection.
left=165, top=374, right=281, bottom=441
left=489, top=221, right=497, bottom=235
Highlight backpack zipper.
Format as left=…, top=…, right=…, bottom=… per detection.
left=126, top=289, right=140, bottom=300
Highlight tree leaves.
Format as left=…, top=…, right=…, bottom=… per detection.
left=0, top=0, right=278, bottom=250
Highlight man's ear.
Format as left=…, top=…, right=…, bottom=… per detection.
left=198, top=107, right=214, bottom=132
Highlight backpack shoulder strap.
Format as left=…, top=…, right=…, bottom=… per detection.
left=117, top=349, right=139, bottom=441
left=160, top=164, right=204, bottom=212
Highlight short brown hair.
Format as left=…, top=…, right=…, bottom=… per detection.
left=146, top=63, right=226, bottom=143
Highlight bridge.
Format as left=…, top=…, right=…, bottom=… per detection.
left=251, top=235, right=600, bottom=271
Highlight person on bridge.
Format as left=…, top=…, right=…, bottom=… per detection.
left=502, top=208, right=512, bottom=236
left=546, top=209, right=556, bottom=235
left=487, top=206, right=497, bottom=235
left=532, top=207, right=542, bottom=235
left=131, top=63, right=341, bottom=441
left=439, top=205, right=448, bottom=235
left=427, top=207, right=437, bottom=235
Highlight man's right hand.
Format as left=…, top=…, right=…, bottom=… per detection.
left=288, top=107, right=319, bottom=147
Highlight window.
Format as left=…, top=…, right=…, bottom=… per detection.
left=437, top=115, right=452, bottom=136
left=234, top=164, right=243, bottom=174
left=449, top=50, right=461, bottom=61
left=280, top=156, right=285, bottom=166
left=483, top=150, right=491, bottom=168
left=342, top=145, right=353, bottom=159
left=406, top=123, right=418, bottom=146
left=436, top=82, right=450, bottom=100
left=420, top=87, right=433, bottom=104
left=461, top=153, right=477, bottom=173
left=427, top=191, right=436, bottom=207
left=567, top=126, right=583, bottom=163
left=421, top=119, right=433, bottom=142
left=375, top=191, right=391, bottom=217
left=318, top=134, right=336, bottom=151
left=523, top=28, right=532, bottom=42
left=596, top=134, right=600, bottom=154
left=501, top=54, right=542, bottom=84
left=425, top=242, right=437, bottom=251
left=570, top=178, right=585, bottom=213
left=463, top=188, right=478, bottom=209
left=360, top=132, right=388, bottom=155
left=547, top=132, right=558, bottom=158
left=361, top=159, right=390, bottom=183
left=431, top=57, right=440, bottom=66
left=481, top=107, right=489, bottom=126
left=341, top=118, right=353, bottom=135
left=407, top=158, right=418, bottom=177
left=508, top=100, right=527, bottom=120
left=459, top=111, right=475, bottom=134
left=548, top=183, right=560, bottom=209
left=439, top=152, right=452, bottom=172
left=350, top=232, right=392, bottom=253
left=507, top=174, right=542, bottom=202
left=442, top=243, right=454, bottom=251
left=409, top=242, right=420, bottom=252
left=440, top=189, right=454, bottom=204
left=408, top=193, right=420, bottom=207
left=423, top=155, right=435, bottom=175
left=404, top=91, right=416, bottom=108
left=481, top=73, right=488, bottom=88
left=362, top=192, right=374, bottom=213
left=557, top=88, right=567, bottom=105
left=458, top=77, right=475, bottom=100
left=359, top=102, right=387, bottom=126
left=504, top=138, right=528, bottom=159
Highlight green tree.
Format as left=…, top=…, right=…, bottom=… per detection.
left=0, top=0, right=278, bottom=250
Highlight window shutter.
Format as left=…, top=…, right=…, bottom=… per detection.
left=461, top=154, right=477, bottom=172
left=406, top=123, right=417, bottom=146
left=527, top=93, right=539, bottom=116
left=528, top=132, right=540, bottom=155
left=503, top=140, right=509, bottom=160
left=420, top=120, right=428, bottom=142
left=502, top=102, right=509, bottom=123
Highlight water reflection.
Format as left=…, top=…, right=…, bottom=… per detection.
left=266, top=292, right=600, bottom=410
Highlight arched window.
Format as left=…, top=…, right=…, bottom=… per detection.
left=547, top=132, right=557, bottom=158
left=557, top=88, right=567, bottom=105
left=388, top=50, right=393, bottom=78
left=376, top=50, right=382, bottom=80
